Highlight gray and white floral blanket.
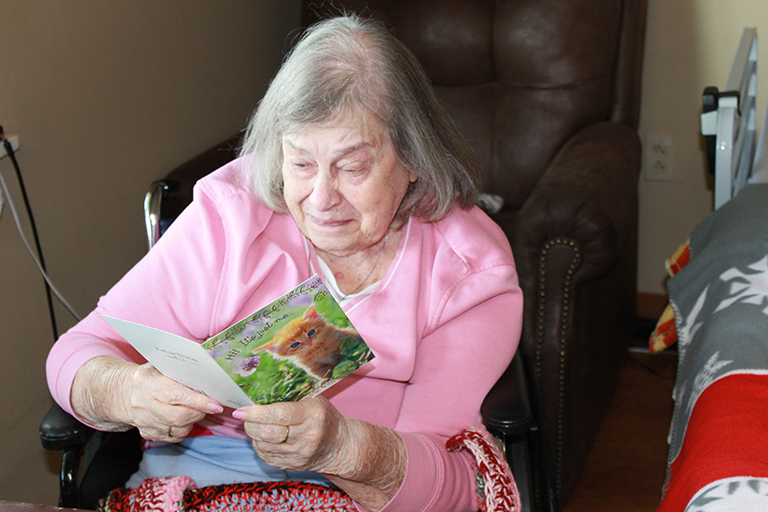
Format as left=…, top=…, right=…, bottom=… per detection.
left=661, top=184, right=768, bottom=510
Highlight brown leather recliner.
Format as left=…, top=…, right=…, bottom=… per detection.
left=299, top=0, right=646, bottom=505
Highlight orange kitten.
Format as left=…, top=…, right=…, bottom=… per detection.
left=257, top=305, right=361, bottom=380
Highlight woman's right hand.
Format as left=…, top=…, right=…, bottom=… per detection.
left=71, top=356, right=223, bottom=442
left=123, top=362, right=223, bottom=442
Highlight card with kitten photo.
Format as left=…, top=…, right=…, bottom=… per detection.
left=202, top=275, right=374, bottom=405
left=102, top=275, right=374, bottom=409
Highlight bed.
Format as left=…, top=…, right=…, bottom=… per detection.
left=653, top=28, right=768, bottom=511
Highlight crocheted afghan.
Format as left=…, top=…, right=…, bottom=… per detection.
left=98, top=426, right=519, bottom=512
left=99, top=480, right=356, bottom=512
left=447, top=425, right=521, bottom=512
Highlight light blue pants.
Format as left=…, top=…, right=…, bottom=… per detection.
left=125, top=436, right=331, bottom=489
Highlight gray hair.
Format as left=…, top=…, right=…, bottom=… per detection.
left=239, top=14, right=478, bottom=221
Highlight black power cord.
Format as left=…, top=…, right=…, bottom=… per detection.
left=1, top=127, right=59, bottom=341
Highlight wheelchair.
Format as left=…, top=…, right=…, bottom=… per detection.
left=40, top=138, right=558, bottom=511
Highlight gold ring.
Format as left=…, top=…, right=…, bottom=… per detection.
left=281, top=426, right=289, bottom=444
left=168, top=425, right=174, bottom=437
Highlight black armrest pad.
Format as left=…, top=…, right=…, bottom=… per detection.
left=482, top=352, right=532, bottom=437
left=40, top=402, right=94, bottom=451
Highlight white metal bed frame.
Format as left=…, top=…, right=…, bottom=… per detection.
left=700, top=27, right=759, bottom=209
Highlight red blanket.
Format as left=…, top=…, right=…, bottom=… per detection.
left=658, top=374, right=768, bottom=511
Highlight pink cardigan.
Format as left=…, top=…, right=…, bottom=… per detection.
left=47, top=159, right=522, bottom=512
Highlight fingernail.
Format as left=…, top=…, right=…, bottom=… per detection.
left=210, top=404, right=224, bottom=414
left=231, top=410, right=246, bottom=420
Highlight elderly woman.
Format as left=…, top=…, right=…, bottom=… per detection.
left=47, top=14, right=522, bottom=512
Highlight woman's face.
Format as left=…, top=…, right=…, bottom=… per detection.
left=282, top=117, right=415, bottom=257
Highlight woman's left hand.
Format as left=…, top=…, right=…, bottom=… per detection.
left=235, top=396, right=406, bottom=511
left=233, top=397, right=348, bottom=475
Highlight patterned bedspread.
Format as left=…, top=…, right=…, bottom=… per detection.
left=658, top=184, right=768, bottom=511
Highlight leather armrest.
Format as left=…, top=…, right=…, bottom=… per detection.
left=40, top=402, right=94, bottom=451
left=511, top=121, right=641, bottom=282
left=482, top=352, right=532, bottom=437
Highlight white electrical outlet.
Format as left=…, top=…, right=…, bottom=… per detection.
left=0, top=134, right=20, bottom=160
left=643, top=135, right=673, bottom=182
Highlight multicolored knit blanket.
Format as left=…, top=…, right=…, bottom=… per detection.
left=99, top=480, right=355, bottom=512
left=98, top=426, right=520, bottom=512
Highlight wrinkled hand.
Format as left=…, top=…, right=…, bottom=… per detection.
left=124, top=363, right=223, bottom=443
left=233, top=397, right=349, bottom=475
left=234, top=397, right=407, bottom=511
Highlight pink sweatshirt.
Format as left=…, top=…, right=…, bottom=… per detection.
left=47, top=159, right=522, bottom=512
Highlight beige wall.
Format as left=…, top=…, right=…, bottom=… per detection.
left=638, top=0, right=768, bottom=294
left=0, top=1, right=300, bottom=504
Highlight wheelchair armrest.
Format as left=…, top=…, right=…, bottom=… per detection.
left=40, top=402, right=94, bottom=451
left=482, top=351, right=532, bottom=437
left=484, top=352, right=560, bottom=512
left=41, top=403, right=96, bottom=507
left=144, top=178, right=180, bottom=250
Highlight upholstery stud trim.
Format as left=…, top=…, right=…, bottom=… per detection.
left=534, top=237, right=581, bottom=499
